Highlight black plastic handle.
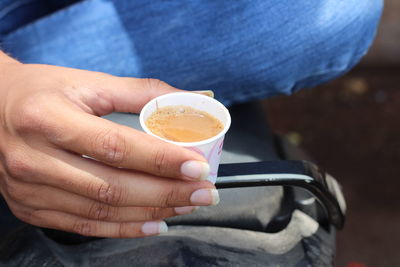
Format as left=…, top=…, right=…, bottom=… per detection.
left=215, top=160, right=346, bottom=229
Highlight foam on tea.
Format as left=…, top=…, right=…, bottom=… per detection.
left=145, top=105, right=223, bottom=142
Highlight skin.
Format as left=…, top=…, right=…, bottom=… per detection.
left=0, top=51, right=216, bottom=238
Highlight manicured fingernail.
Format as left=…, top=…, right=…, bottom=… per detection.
left=193, top=90, right=214, bottom=98
left=174, top=206, right=199, bottom=215
left=190, top=189, right=220, bottom=206
left=142, top=221, right=168, bottom=235
left=181, top=161, right=210, bottom=181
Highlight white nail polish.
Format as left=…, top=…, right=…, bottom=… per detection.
left=181, top=161, right=210, bottom=181
left=142, top=221, right=168, bottom=235
left=190, top=189, right=220, bottom=206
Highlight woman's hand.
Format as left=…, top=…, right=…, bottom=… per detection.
left=0, top=57, right=217, bottom=238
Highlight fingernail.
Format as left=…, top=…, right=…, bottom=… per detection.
left=190, top=189, right=220, bottom=206
left=192, top=90, right=214, bottom=98
left=174, top=206, right=199, bottom=215
left=181, top=161, right=210, bottom=181
left=142, top=221, right=168, bottom=235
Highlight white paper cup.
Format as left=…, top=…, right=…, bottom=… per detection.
left=139, top=92, right=231, bottom=183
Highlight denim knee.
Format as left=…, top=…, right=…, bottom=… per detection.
left=217, top=0, right=384, bottom=105
left=290, top=0, right=384, bottom=92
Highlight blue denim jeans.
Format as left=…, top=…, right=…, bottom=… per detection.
left=0, top=0, right=383, bottom=105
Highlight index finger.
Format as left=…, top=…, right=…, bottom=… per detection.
left=49, top=111, right=210, bottom=181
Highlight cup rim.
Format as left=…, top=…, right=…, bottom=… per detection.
left=139, top=92, right=231, bottom=147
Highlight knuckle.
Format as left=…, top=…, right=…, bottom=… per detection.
left=12, top=100, right=49, bottom=134
left=7, top=201, right=32, bottom=223
left=140, top=78, right=171, bottom=105
left=88, top=201, right=113, bottom=221
left=6, top=184, right=25, bottom=203
left=14, top=208, right=34, bottom=224
left=145, top=207, right=163, bottom=221
left=3, top=177, right=18, bottom=199
left=72, top=220, right=94, bottom=236
left=144, top=78, right=170, bottom=97
left=4, top=150, right=33, bottom=180
left=92, top=129, right=128, bottom=165
left=145, top=78, right=163, bottom=91
left=96, top=182, right=124, bottom=206
left=152, top=148, right=170, bottom=175
left=5, top=179, right=38, bottom=207
left=117, top=223, right=130, bottom=238
left=160, top=187, right=181, bottom=207
left=26, top=210, right=43, bottom=226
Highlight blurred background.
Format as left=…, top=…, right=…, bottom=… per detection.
left=263, top=1, right=400, bottom=266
